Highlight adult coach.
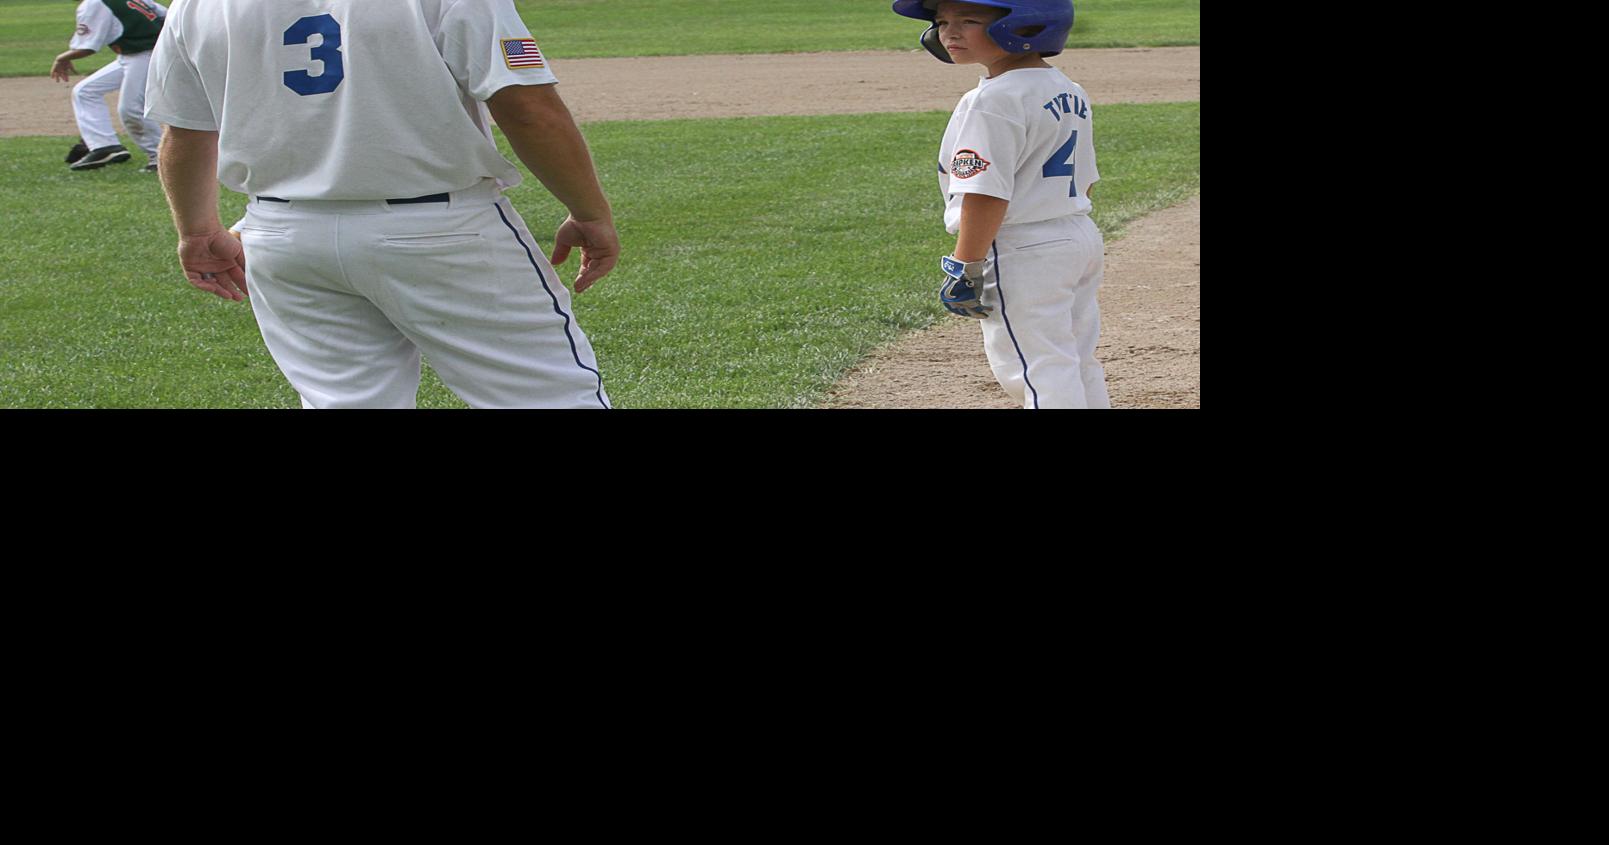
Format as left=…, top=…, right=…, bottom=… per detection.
left=52, top=0, right=167, bottom=171
left=145, top=0, right=618, bottom=409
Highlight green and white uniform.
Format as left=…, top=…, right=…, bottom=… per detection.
left=69, top=0, right=167, bottom=162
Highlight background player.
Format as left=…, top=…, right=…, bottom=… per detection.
left=52, top=0, right=167, bottom=172
left=894, top=0, right=1108, bottom=409
left=146, top=0, right=618, bottom=409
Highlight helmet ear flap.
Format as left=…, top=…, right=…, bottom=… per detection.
left=921, top=23, right=955, bottom=63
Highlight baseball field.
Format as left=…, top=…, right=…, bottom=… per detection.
left=0, top=0, right=1201, bottom=409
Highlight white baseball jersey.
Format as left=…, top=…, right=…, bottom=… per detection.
left=144, top=0, right=557, bottom=200
left=939, top=67, right=1099, bottom=234
left=71, top=0, right=168, bottom=53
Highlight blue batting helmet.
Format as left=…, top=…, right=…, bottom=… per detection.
left=891, top=0, right=1075, bottom=64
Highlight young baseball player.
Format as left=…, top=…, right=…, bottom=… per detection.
left=894, top=0, right=1108, bottom=409
left=51, top=0, right=167, bottom=172
left=145, top=0, right=617, bottom=409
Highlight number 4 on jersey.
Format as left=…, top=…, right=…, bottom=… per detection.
left=284, top=15, right=345, bottom=96
left=1042, top=130, right=1079, bottom=198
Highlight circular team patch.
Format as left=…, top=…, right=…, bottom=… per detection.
left=76, top=24, right=90, bottom=36
left=951, top=149, right=991, bottom=180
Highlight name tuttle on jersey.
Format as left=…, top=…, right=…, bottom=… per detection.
left=939, top=67, right=1099, bottom=235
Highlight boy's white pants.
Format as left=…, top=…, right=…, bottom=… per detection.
left=72, top=50, right=162, bottom=161
left=235, top=180, right=610, bottom=409
left=978, top=215, right=1110, bottom=410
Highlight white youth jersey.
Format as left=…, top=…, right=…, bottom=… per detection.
left=144, top=0, right=558, bottom=200
left=940, top=67, right=1099, bottom=234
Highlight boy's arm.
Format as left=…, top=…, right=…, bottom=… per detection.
left=954, top=194, right=1010, bottom=261
left=61, top=1, right=118, bottom=77
left=939, top=193, right=1009, bottom=320
left=50, top=49, right=96, bottom=82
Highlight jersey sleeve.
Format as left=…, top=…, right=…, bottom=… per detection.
left=69, top=1, right=121, bottom=52
left=945, top=104, right=1024, bottom=203
left=142, top=11, right=217, bottom=131
left=437, top=0, right=559, bottom=101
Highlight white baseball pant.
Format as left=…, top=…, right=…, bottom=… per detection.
left=979, top=215, right=1110, bottom=410
left=235, top=180, right=610, bottom=409
left=72, top=50, right=162, bottom=161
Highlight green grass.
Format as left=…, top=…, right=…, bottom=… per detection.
left=0, top=103, right=1199, bottom=408
left=0, top=0, right=118, bottom=80
left=0, top=0, right=1201, bottom=76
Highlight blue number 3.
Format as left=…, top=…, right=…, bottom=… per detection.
left=1042, top=130, right=1079, bottom=198
left=284, top=15, right=344, bottom=96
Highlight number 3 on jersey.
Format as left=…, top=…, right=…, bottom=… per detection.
left=284, top=15, right=344, bottom=96
left=1042, top=130, right=1079, bottom=198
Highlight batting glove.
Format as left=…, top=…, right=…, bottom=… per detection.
left=939, top=256, right=992, bottom=319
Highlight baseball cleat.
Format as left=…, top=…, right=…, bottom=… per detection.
left=65, top=140, right=90, bottom=164
left=140, top=163, right=159, bottom=173
left=69, top=145, right=131, bottom=171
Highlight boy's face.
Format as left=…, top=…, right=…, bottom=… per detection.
left=933, top=1, right=1010, bottom=66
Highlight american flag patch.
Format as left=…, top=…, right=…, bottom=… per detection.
left=501, top=38, right=545, bottom=69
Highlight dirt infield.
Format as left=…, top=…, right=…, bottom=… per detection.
left=1, top=46, right=1200, bottom=409
left=0, top=47, right=1199, bottom=135
left=824, top=195, right=1200, bottom=408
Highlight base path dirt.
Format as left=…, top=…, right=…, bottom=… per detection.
left=824, top=195, right=1200, bottom=409
left=559, top=46, right=1199, bottom=122
left=0, top=47, right=1199, bottom=136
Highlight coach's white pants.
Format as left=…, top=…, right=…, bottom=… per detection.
left=978, top=215, right=1110, bottom=409
left=235, top=181, right=610, bottom=409
left=72, top=50, right=161, bottom=161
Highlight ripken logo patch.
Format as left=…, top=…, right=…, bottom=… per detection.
left=951, top=150, right=990, bottom=179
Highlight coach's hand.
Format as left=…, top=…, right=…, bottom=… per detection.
left=551, top=214, right=619, bottom=293
left=178, top=229, right=249, bottom=302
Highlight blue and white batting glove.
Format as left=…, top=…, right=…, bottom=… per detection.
left=939, top=256, right=992, bottom=319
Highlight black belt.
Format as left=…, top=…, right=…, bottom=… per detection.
left=257, top=193, right=450, bottom=204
